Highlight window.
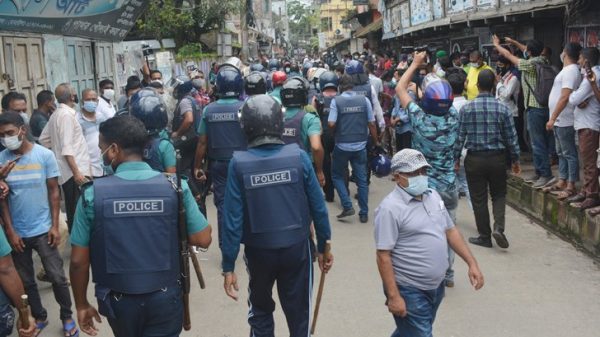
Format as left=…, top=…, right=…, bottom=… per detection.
left=321, top=17, right=333, bottom=32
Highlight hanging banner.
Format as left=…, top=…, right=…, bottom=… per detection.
left=0, top=0, right=149, bottom=42
left=353, top=0, right=369, bottom=5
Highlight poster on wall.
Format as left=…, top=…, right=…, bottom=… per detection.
left=448, top=0, right=474, bottom=13
left=383, top=8, right=392, bottom=34
left=450, top=36, right=480, bottom=53
left=410, top=0, right=432, bottom=26
left=392, top=5, right=402, bottom=31
left=0, top=0, right=148, bottom=42
left=477, top=0, right=495, bottom=6
left=567, top=28, right=585, bottom=46
left=432, top=0, right=444, bottom=19
left=586, top=27, right=600, bottom=49
left=400, top=2, right=410, bottom=30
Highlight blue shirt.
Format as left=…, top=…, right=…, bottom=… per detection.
left=221, top=144, right=331, bottom=272
left=0, top=144, right=60, bottom=238
left=407, top=102, right=459, bottom=192
left=391, top=95, right=413, bottom=134
left=328, top=91, right=374, bottom=151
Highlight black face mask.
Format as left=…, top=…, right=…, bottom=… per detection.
left=73, top=95, right=79, bottom=104
left=460, top=58, right=469, bottom=66
left=496, top=66, right=507, bottom=75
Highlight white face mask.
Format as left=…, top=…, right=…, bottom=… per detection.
left=1, top=129, right=23, bottom=151
left=103, top=89, right=115, bottom=101
left=560, top=52, right=565, bottom=64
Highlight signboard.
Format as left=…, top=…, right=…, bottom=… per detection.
left=410, top=0, right=432, bottom=26
left=448, top=0, right=475, bottom=13
left=353, top=0, right=369, bottom=5
left=0, top=0, right=149, bottom=42
left=400, top=2, right=410, bottom=29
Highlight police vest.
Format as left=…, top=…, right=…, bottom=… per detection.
left=334, top=95, right=369, bottom=144
left=204, top=101, right=247, bottom=160
left=352, top=83, right=372, bottom=105
left=233, top=144, right=310, bottom=249
left=282, top=110, right=307, bottom=151
left=317, top=94, right=335, bottom=136
left=90, top=174, right=179, bottom=294
left=143, top=136, right=166, bottom=172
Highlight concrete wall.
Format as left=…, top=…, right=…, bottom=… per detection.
left=507, top=176, right=600, bottom=258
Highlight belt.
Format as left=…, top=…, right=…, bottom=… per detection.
left=110, top=280, right=181, bottom=300
left=467, top=149, right=505, bottom=156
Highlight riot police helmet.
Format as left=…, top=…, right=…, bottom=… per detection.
left=216, top=64, right=244, bottom=98
left=280, top=76, right=309, bottom=107
left=319, top=71, right=339, bottom=91
left=129, top=88, right=168, bottom=133
left=240, top=94, right=284, bottom=147
left=245, top=71, right=267, bottom=96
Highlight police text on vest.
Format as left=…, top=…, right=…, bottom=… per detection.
left=250, top=170, right=292, bottom=187
left=113, top=200, right=164, bottom=214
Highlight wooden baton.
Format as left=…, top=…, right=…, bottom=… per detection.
left=191, top=250, right=206, bottom=289
left=310, top=240, right=331, bottom=335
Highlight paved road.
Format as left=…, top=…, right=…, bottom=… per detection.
left=15, top=175, right=600, bottom=337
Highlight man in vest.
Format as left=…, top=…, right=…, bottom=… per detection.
left=70, top=115, right=212, bottom=337
left=280, top=76, right=325, bottom=186
left=222, top=94, right=333, bottom=337
left=313, top=70, right=339, bottom=202
left=194, top=63, right=246, bottom=246
left=329, top=74, right=380, bottom=223
left=244, top=71, right=268, bottom=97
left=130, top=88, right=176, bottom=173
left=345, top=60, right=386, bottom=131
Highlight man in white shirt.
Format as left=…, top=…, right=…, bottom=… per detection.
left=76, top=89, right=104, bottom=178
left=39, top=83, right=91, bottom=232
left=96, top=79, right=116, bottom=121
left=366, top=63, right=384, bottom=96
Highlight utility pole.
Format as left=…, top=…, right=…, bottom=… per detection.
left=241, top=0, right=250, bottom=62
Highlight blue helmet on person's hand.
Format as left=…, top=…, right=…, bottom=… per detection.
left=370, top=154, right=392, bottom=178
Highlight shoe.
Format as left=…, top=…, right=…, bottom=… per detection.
left=574, top=198, right=600, bottom=210
left=532, top=176, right=552, bottom=188
left=523, top=174, right=540, bottom=183
left=359, top=214, right=368, bottom=223
left=354, top=193, right=358, bottom=200
left=445, top=280, right=455, bottom=288
left=566, top=193, right=586, bottom=203
left=337, top=208, right=355, bottom=219
left=468, top=236, right=493, bottom=248
left=459, top=191, right=467, bottom=198
left=325, top=196, right=334, bottom=203
left=36, top=269, right=51, bottom=283
left=492, top=231, right=510, bottom=249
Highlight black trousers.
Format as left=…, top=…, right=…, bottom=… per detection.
left=61, top=177, right=80, bottom=233
left=464, top=151, right=507, bottom=238
left=395, top=132, right=412, bottom=153
left=321, top=133, right=335, bottom=201
left=244, top=240, right=312, bottom=337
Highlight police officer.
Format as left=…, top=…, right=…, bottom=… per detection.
left=329, top=74, right=380, bottom=223
left=345, top=60, right=385, bottom=131
left=313, top=71, right=339, bottom=202
left=70, top=115, right=212, bottom=337
left=130, top=88, right=176, bottom=173
left=244, top=71, right=267, bottom=97
left=194, top=64, right=246, bottom=246
left=268, top=58, right=280, bottom=72
left=221, top=94, right=333, bottom=337
left=281, top=77, right=325, bottom=186
left=269, top=70, right=287, bottom=103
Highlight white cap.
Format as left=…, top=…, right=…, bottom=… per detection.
left=391, top=149, right=431, bottom=173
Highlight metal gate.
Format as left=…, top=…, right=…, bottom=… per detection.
left=95, top=42, right=115, bottom=83
left=0, top=35, right=47, bottom=113
left=65, top=38, right=95, bottom=97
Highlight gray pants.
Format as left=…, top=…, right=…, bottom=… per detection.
left=12, top=233, right=73, bottom=321
left=438, top=187, right=458, bottom=283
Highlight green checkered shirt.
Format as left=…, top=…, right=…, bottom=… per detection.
left=518, top=56, right=549, bottom=108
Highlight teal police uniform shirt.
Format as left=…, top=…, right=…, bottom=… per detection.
left=157, top=129, right=177, bottom=169
left=269, top=87, right=282, bottom=103
left=71, top=161, right=208, bottom=247
left=196, top=98, right=242, bottom=161
left=284, top=107, right=322, bottom=156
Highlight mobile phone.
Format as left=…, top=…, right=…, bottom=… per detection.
left=7, top=155, right=22, bottom=165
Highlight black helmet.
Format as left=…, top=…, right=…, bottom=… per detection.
left=290, top=63, right=300, bottom=74
left=250, top=63, right=265, bottom=72
left=281, top=76, right=309, bottom=107
left=130, top=88, right=168, bottom=133
left=268, top=59, right=280, bottom=71
left=240, top=94, right=284, bottom=147
left=216, top=64, right=243, bottom=98
left=319, top=71, right=339, bottom=91
left=245, top=71, right=267, bottom=96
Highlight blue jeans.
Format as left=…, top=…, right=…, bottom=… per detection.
left=390, top=283, right=445, bottom=337
left=0, top=303, right=14, bottom=337
left=554, top=126, right=579, bottom=182
left=526, top=107, right=553, bottom=178
left=332, top=147, right=368, bottom=216
left=437, top=187, right=457, bottom=283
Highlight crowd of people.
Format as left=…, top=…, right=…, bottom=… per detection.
left=0, top=32, right=597, bottom=337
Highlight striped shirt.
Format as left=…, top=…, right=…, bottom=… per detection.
left=518, top=56, right=549, bottom=108
left=454, top=93, right=520, bottom=163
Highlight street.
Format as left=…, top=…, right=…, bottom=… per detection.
left=16, top=175, right=600, bottom=337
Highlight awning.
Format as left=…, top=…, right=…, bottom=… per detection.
left=354, top=17, right=383, bottom=38
left=382, top=31, right=396, bottom=40
left=0, top=0, right=149, bottom=42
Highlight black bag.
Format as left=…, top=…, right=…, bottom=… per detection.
left=523, top=62, right=558, bottom=108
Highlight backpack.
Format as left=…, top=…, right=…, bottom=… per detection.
left=523, top=62, right=558, bottom=108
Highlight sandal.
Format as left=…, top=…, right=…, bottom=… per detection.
left=589, top=205, right=600, bottom=216
left=556, top=189, right=576, bottom=201
left=34, top=320, right=48, bottom=337
left=63, top=319, right=79, bottom=337
left=573, top=198, right=600, bottom=210
left=542, top=183, right=564, bottom=193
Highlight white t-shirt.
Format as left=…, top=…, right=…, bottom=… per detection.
left=548, top=64, right=581, bottom=127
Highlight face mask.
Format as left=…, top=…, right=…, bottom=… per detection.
left=496, top=66, right=507, bottom=75
left=152, top=79, right=163, bottom=85
left=470, top=62, right=479, bottom=68
left=103, top=89, right=115, bottom=101
left=401, top=175, right=429, bottom=196
left=523, top=51, right=529, bottom=59
left=560, top=52, right=565, bottom=64
left=83, top=101, right=97, bottom=113
left=460, top=58, right=469, bottom=66
left=192, top=79, right=203, bottom=89
left=72, top=94, right=79, bottom=104
left=101, top=144, right=116, bottom=174
left=285, top=67, right=291, bottom=73
left=1, top=129, right=23, bottom=151
left=388, top=79, right=397, bottom=89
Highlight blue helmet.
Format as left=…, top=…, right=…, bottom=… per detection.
left=421, top=75, right=454, bottom=116
left=302, top=62, right=313, bottom=78
left=250, top=63, right=266, bottom=72
left=370, top=154, right=392, bottom=178
left=344, top=60, right=364, bottom=76
left=130, top=88, right=168, bottom=133
left=268, top=59, right=280, bottom=71
left=216, top=64, right=243, bottom=98
left=318, top=71, right=339, bottom=91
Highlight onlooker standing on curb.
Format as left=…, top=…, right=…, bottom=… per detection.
left=96, top=79, right=117, bottom=121
left=39, top=83, right=91, bottom=232
left=544, top=43, right=582, bottom=200
left=494, top=35, right=554, bottom=188
left=375, top=149, right=484, bottom=337
left=454, top=69, right=521, bottom=249
left=465, top=50, right=494, bottom=100
left=568, top=48, right=600, bottom=209
left=30, top=90, right=56, bottom=141
left=76, top=89, right=105, bottom=178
